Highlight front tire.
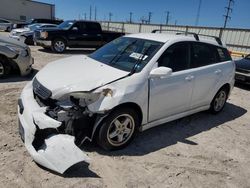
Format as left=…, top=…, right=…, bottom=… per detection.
left=6, top=27, right=11, bottom=32
left=97, top=108, right=139, bottom=150
left=210, top=87, right=228, bottom=114
left=52, top=38, right=66, bottom=53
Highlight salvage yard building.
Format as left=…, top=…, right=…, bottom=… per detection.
left=0, top=0, right=55, bottom=22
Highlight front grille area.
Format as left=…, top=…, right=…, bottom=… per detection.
left=236, top=68, right=250, bottom=74
left=32, top=78, right=52, bottom=100
left=34, top=31, right=40, bottom=39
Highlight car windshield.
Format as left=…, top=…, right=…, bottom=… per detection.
left=89, top=37, right=163, bottom=72
left=26, top=24, right=41, bottom=31
left=58, top=21, right=74, bottom=30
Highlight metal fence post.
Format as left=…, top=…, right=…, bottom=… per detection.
left=107, top=22, right=110, bottom=31
left=122, top=22, right=125, bottom=33
left=139, top=24, right=142, bottom=33
left=185, top=25, right=189, bottom=34
left=159, top=24, right=162, bottom=33
left=219, top=28, right=224, bottom=39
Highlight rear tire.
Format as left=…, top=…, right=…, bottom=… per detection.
left=97, top=108, right=139, bottom=151
left=0, top=57, right=11, bottom=78
left=52, top=38, right=66, bottom=53
left=209, top=87, right=228, bottom=114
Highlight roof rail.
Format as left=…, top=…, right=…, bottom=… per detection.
left=151, top=29, right=222, bottom=46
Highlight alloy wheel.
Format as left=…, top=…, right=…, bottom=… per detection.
left=54, top=41, right=65, bottom=52
left=107, top=114, right=135, bottom=147
left=213, top=90, right=227, bottom=112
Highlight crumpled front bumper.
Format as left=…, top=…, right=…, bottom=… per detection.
left=18, top=82, right=89, bottom=174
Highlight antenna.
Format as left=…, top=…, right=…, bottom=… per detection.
left=223, top=0, right=234, bottom=28
left=129, top=12, right=133, bottom=23
left=195, top=0, right=202, bottom=26
left=94, top=6, right=97, bottom=20
left=165, top=11, right=170, bottom=25
left=109, top=12, right=113, bottom=21
left=89, top=5, right=92, bottom=20
left=148, top=12, right=152, bottom=24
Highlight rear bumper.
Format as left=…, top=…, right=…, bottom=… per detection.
left=18, top=82, right=89, bottom=174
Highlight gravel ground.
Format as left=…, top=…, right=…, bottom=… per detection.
left=0, top=31, right=250, bottom=188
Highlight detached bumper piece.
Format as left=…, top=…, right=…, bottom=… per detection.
left=18, top=82, right=90, bottom=174
left=36, top=134, right=89, bottom=174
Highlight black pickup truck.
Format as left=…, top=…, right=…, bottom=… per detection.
left=34, top=20, right=125, bottom=53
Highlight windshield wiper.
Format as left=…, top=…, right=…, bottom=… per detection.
left=108, top=40, right=138, bottom=65
left=129, top=45, right=154, bottom=75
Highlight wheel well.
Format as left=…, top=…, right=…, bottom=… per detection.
left=91, top=102, right=143, bottom=141
left=0, top=54, right=19, bottom=74
left=220, top=83, right=231, bottom=96
left=110, top=102, right=143, bottom=126
left=52, top=37, right=67, bottom=45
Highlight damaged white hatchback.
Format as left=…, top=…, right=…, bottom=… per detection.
left=18, top=32, right=235, bottom=174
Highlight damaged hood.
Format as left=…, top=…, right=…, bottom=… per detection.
left=35, top=55, right=129, bottom=98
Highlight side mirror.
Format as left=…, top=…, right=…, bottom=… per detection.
left=72, top=27, right=78, bottom=31
left=149, top=67, right=172, bottom=78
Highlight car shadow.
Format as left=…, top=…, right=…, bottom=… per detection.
left=37, top=161, right=100, bottom=178
left=83, top=102, right=247, bottom=156
left=235, top=82, right=250, bottom=91
left=38, top=48, right=95, bottom=55
left=0, top=69, right=38, bottom=83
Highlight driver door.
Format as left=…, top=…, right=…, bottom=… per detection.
left=68, top=22, right=87, bottom=47
left=149, top=42, right=194, bottom=122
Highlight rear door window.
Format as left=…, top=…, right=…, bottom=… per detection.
left=191, top=42, right=219, bottom=68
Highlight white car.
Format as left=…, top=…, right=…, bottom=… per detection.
left=9, top=23, right=58, bottom=45
left=0, top=18, right=13, bottom=32
left=18, top=32, right=235, bottom=174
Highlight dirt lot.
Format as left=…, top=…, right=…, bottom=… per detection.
left=0, top=31, right=250, bottom=188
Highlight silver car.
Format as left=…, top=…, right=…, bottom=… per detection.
left=0, top=18, right=13, bottom=32
left=0, top=35, right=33, bottom=78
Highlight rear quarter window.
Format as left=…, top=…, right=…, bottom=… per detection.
left=217, top=47, right=232, bottom=62
left=191, top=42, right=219, bottom=68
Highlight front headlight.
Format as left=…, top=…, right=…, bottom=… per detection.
left=58, top=88, right=113, bottom=107
left=70, top=92, right=101, bottom=106
left=40, top=31, right=48, bottom=39
left=6, top=45, right=28, bottom=57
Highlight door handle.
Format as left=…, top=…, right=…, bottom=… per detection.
left=82, top=34, right=88, bottom=36
left=185, top=75, right=194, bottom=81
left=215, top=69, right=222, bottom=74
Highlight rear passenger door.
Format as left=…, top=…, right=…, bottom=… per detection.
left=189, top=42, right=229, bottom=109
